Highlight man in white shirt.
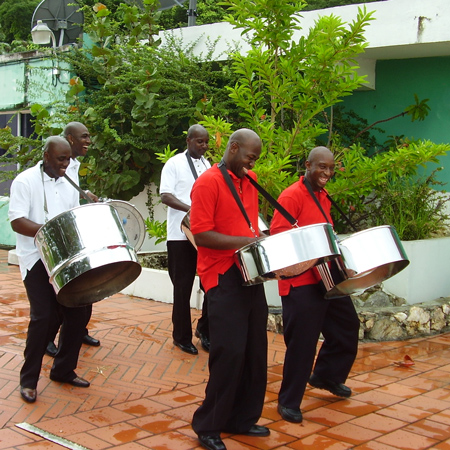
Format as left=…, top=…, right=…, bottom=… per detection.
left=160, top=124, right=211, bottom=355
left=9, top=136, right=90, bottom=403
left=45, top=122, right=100, bottom=358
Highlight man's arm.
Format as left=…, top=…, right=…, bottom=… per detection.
left=161, top=193, right=190, bottom=213
left=194, top=230, right=257, bottom=250
left=11, top=217, right=42, bottom=238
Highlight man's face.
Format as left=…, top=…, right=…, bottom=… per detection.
left=68, top=125, right=91, bottom=158
left=187, top=130, right=209, bottom=159
left=305, top=152, right=335, bottom=191
left=44, top=144, right=72, bottom=179
left=229, top=139, right=261, bottom=179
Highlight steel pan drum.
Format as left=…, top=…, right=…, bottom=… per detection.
left=235, top=223, right=340, bottom=285
left=35, top=203, right=142, bottom=307
left=324, top=225, right=409, bottom=299
left=106, top=200, right=146, bottom=251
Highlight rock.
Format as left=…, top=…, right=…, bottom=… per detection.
left=368, top=317, right=406, bottom=340
left=365, top=290, right=393, bottom=308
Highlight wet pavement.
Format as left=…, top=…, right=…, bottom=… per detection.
left=1, top=248, right=450, bottom=449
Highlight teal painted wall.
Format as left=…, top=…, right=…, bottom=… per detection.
left=342, top=56, right=450, bottom=186
left=0, top=198, right=16, bottom=247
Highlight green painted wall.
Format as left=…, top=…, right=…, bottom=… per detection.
left=342, top=56, right=450, bottom=186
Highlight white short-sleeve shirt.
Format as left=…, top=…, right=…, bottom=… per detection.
left=160, top=150, right=210, bottom=241
left=8, top=161, right=80, bottom=279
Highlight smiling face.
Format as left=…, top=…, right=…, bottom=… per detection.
left=43, top=137, right=72, bottom=179
left=187, top=127, right=209, bottom=159
left=227, top=131, right=262, bottom=179
left=305, top=147, right=335, bottom=191
left=66, top=123, right=91, bottom=158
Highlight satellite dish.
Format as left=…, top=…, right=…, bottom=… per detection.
left=158, top=0, right=188, bottom=11
left=31, top=0, right=84, bottom=47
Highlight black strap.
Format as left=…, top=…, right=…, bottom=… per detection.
left=325, top=192, right=358, bottom=232
left=64, top=174, right=93, bottom=203
left=218, top=160, right=256, bottom=235
left=185, top=151, right=198, bottom=180
left=303, top=177, right=331, bottom=224
left=303, top=177, right=358, bottom=232
left=244, top=174, right=297, bottom=227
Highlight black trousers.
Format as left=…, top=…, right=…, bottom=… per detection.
left=47, top=305, right=92, bottom=345
left=167, top=240, right=209, bottom=345
left=192, top=264, right=268, bottom=436
left=278, top=282, right=359, bottom=409
left=20, top=259, right=88, bottom=389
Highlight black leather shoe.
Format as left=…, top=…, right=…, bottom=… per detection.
left=309, top=373, right=352, bottom=398
left=198, top=434, right=226, bottom=450
left=195, top=329, right=210, bottom=352
left=82, top=334, right=100, bottom=347
left=51, top=375, right=90, bottom=388
left=45, top=341, right=58, bottom=357
left=278, top=404, right=303, bottom=423
left=242, top=425, right=270, bottom=437
left=173, top=341, right=198, bottom=355
left=20, top=386, right=37, bottom=403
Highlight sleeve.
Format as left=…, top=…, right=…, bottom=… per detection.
left=270, top=192, right=302, bottom=235
left=8, top=178, right=31, bottom=222
left=190, top=175, right=217, bottom=235
left=159, top=157, right=177, bottom=195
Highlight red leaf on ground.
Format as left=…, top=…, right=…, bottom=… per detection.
left=394, top=354, right=415, bottom=367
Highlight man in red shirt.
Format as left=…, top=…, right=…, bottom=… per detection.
left=270, top=146, right=359, bottom=424
left=190, top=129, right=270, bottom=450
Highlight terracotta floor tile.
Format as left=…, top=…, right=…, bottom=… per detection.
left=321, top=422, right=382, bottom=446
left=427, top=409, right=450, bottom=426
left=354, top=441, right=404, bottom=450
left=137, top=430, right=200, bottom=449
left=404, top=418, right=450, bottom=440
left=269, top=418, right=327, bottom=439
left=304, top=406, right=355, bottom=426
left=290, top=434, right=354, bottom=450
left=86, top=422, right=152, bottom=446
left=325, top=399, right=380, bottom=417
left=401, top=395, right=450, bottom=413
left=351, top=389, right=405, bottom=407
left=231, top=428, right=296, bottom=449
left=376, top=429, right=439, bottom=449
left=75, top=406, right=137, bottom=427
left=433, top=438, right=450, bottom=450
left=349, top=412, right=407, bottom=432
left=129, top=412, right=189, bottom=433
left=377, top=403, right=432, bottom=422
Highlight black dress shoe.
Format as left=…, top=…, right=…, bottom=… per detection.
left=82, top=334, right=100, bottom=347
left=45, top=341, right=58, bottom=357
left=51, top=375, right=90, bottom=388
left=198, top=434, right=226, bottom=450
left=20, top=386, right=37, bottom=403
left=309, top=373, right=352, bottom=398
left=278, top=404, right=303, bottom=423
left=173, top=341, right=198, bottom=355
left=195, top=329, right=210, bottom=352
left=242, top=425, right=270, bottom=436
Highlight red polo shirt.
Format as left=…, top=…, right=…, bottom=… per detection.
left=270, top=176, right=333, bottom=296
left=190, top=163, right=260, bottom=293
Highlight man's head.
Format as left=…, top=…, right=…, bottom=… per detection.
left=63, top=122, right=91, bottom=159
left=43, top=136, right=72, bottom=179
left=305, top=146, right=335, bottom=191
left=186, top=124, right=209, bottom=159
left=223, top=128, right=262, bottom=179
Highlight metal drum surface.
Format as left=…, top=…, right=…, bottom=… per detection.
left=106, top=200, right=146, bottom=251
left=35, top=203, right=142, bottom=307
left=235, top=223, right=340, bottom=285
left=325, top=225, right=409, bottom=299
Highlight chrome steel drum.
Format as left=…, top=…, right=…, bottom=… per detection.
left=235, top=223, right=340, bottom=285
left=106, top=200, right=146, bottom=251
left=35, top=203, right=142, bottom=307
left=324, top=225, right=409, bottom=299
